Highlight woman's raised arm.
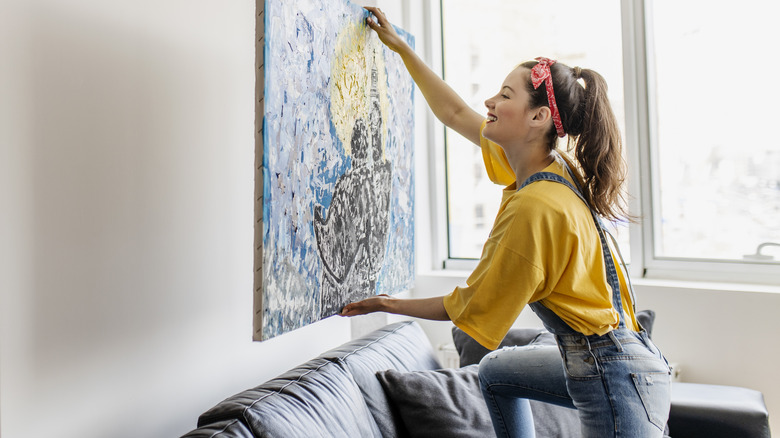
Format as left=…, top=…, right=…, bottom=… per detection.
left=365, top=6, right=483, bottom=147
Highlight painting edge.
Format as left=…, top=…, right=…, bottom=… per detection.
left=253, top=0, right=265, bottom=341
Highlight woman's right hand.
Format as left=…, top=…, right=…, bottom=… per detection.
left=364, top=6, right=408, bottom=53
left=341, top=294, right=451, bottom=321
left=340, top=294, right=393, bottom=317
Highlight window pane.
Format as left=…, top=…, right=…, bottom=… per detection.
left=442, top=0, right=627, bottom=259
left=650, top=1, right=780, bottom=262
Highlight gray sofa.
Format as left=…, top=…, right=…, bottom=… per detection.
left=181, top=321, right=582, bottom=437
left=182, top=319, right=770, bottom=437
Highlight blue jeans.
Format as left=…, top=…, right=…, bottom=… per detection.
left=478, top=329, right=671, bottom=438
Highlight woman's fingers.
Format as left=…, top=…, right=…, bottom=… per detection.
left=364, top=6, right=386, bottom=23
left=341, top=300, right=370, bottom=316
left=340, top=294, right=390, bottom=316
left=363, top=6, right=404, bottom=50
left=365, top=7, right=387, bottom=31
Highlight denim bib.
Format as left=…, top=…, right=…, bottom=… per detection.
left=519, top=160, right=636, bottom=335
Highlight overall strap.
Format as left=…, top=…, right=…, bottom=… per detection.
left=520, top=170, right=632, bottom=330
left=554, top=162, right=639, bottom=318
left=554, top=162, right=638, bottom=313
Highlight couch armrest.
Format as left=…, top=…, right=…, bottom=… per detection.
left=669, top=382, right=770, bottom=438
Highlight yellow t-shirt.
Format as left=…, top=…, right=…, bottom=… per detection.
left=443, top=123, right=639, bottom=350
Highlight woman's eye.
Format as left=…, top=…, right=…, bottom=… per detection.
left=501, top=94, right=510, bottom=99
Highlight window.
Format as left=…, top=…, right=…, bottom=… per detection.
left=441, top=0, right=627, bottom=260
left=646, top=0, right=780, bottom=264
left=438, top=0, right=780, bottom=282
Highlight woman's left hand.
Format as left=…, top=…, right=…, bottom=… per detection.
left=364, top=6, right=408, bottom=53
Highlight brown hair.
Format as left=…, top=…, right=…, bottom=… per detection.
left=520, top=60, right=629, bottom=222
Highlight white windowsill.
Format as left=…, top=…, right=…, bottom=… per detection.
left=416, top=266, right=780, bottom=296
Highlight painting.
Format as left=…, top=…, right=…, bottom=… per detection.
left=254, top=0, right=416, bottom=341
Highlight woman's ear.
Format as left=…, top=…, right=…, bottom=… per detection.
left=529, top=106, right=552, bottom=128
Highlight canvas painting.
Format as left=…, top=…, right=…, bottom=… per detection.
left=254, top=0, right=415, bottom=341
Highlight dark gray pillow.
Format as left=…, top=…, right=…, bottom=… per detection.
left=375, top=365, right=495, bottom=438
left=636, top=309, right=656, bottom=337
left=376, top=364, right=581, bottom=438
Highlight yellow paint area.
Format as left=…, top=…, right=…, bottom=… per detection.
left=330, top=20, right=389, bottom=157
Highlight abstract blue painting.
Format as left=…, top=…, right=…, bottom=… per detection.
left=254, top=0, right=415, bottom=340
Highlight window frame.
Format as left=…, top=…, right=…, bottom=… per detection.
left=429, top=0, right=780, bottom=285
left=624, top=0, right=780, bottom=284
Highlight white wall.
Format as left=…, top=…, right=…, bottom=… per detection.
left=3, top=0, right=776, bottom=437
left=0, top=1, right=360, bottom=437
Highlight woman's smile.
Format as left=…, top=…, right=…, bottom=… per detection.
left=481, top=67, right=533, bottom=145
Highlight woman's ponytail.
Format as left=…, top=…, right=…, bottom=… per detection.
left=522, top=60, right=629, bottom=222
left=571, top=68, right=628, bottom=222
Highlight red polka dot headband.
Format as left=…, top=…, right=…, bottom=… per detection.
left=530, top=57, right=565, bottom=138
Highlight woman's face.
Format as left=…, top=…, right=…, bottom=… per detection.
left=482, top=67, right=534, bottom=146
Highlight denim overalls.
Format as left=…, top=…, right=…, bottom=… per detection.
left=477, top=163, right=672, bottom=438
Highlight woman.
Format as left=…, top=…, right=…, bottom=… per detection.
left=341, top=7, right=672, bottom=437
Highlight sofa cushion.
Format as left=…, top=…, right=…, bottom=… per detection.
left=527, top=401, right=581, bottom=438
left=376, top=365, right=494, bottom=438
left=197, top=358, right=381, bottom=438
left=325, top=321, right=442, bottom=438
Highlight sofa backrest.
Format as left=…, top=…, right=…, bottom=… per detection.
left=184, top=321, right=440, bottom=438
left=194, top=356, right=381, bottom=438
left=323, top=321, right=442, bottom=438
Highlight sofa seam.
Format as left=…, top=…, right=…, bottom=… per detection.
left=207, top=418, right=240, bottom=437
left=332, top=321, right=415, bottom=364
